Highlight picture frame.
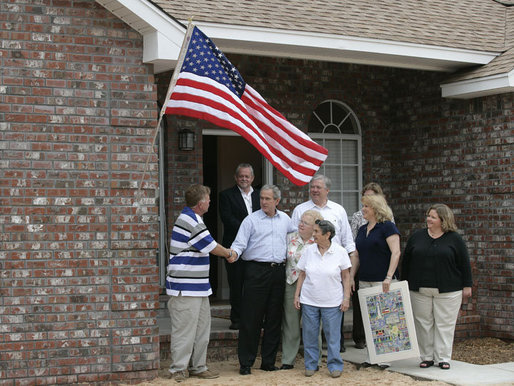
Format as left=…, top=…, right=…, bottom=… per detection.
left=358, top=280, right=419, bottom=363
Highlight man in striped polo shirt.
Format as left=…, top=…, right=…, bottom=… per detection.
left=166, top=184, right=235, bottom=383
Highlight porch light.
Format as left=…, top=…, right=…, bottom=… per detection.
left=178, top=129, right=195, bottom=151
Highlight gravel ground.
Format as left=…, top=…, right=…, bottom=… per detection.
left=131, top=337, right=513, bottom=385
left=452, top=337, right=514, bottom=365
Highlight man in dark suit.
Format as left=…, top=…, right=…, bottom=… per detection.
left=219, top=163, right=260, bottom=330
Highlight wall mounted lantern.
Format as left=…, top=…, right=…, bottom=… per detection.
left=178, top=129, right=195, bottom=151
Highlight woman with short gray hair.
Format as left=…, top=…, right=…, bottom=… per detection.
left=294, top=219, right=351, bottom=378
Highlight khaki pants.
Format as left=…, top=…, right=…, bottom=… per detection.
left=167, top=295, right=210, bottom=374
left=410, top=288, right=462, bottom=364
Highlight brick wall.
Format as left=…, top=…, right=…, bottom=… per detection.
left=160, top=56, right=512, bottom=340
left=0, top=0, right=160, bottom=383
left=388, top=70, right=513, bottom=339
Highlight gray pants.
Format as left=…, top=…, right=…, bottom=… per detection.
left=167, top=295, right=210, bottom=374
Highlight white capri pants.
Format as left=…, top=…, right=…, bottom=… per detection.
left=410, top=288, right=462, bottom=364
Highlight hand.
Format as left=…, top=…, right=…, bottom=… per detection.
left=226, top=249, right=237, bottom=263
left=341, top=298, right=350, bottom=312
left=294, top=296, right=301, bottom=310
left=462, top=287, right=472, bottom=303
left=382, top=277, right=391, bottom=293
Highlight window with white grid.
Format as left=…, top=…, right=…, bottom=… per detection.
left=308, top=100, right=362, bottom=216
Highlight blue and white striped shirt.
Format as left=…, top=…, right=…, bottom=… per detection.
left=166, top=207, right=216, bottom=297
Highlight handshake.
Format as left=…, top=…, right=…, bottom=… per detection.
left=225, top=248, right=237, bottom=263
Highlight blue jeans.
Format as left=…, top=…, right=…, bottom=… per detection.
left=301, top=304, right=343, bottom=372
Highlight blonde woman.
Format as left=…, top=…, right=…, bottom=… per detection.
left=401, top=204, right=472, bottom=370
left=350, top=194, right=400, bottom=369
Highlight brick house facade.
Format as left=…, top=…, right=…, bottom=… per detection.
left=1, top=1, right=160, bottom=383
left=1, top=0, right=512, bottom=384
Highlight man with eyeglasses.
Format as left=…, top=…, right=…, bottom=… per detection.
left=291, top=174, right=356, bottom=352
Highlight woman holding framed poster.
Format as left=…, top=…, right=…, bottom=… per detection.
left=401, top=204, right=472, bottom=370
left=350, top=194, right=401, bottom=369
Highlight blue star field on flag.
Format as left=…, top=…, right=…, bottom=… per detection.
left=181, top=27, right=246, bottom=98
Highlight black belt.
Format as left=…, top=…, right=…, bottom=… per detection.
left=247, top=260, right=285, bottom=267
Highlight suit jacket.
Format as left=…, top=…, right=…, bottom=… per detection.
left=219, top=185, right=260, bottom=247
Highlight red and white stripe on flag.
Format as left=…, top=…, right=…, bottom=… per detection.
left=164, top=26, right=328, bottom=186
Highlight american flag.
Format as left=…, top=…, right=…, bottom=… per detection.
left=165, top=25, right=328, bottom=186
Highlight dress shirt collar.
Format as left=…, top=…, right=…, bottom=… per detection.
left=309, top=199, right=336, bottom=210
left=238, top=185, right=254, bottom=196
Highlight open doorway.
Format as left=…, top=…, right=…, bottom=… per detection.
left=203, top=133, right=262, bottom=301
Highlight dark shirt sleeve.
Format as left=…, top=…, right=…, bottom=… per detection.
left=453, top=232, right=473, bottom=288
left=219, top=190, right=241, bottom=230
left=400, top=233, right=414, bottom=281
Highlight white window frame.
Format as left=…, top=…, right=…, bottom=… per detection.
left=308, top=100, right=363, bottom=215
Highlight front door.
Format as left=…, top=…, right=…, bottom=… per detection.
left=203, top=133, right=262, bottom=300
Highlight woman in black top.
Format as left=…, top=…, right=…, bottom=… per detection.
left=401, top=204, right=472, bottom=370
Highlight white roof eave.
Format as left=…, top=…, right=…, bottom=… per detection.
left=441, top=70, right=514, bottom=99
left=96, top=0, right=502, bottom=86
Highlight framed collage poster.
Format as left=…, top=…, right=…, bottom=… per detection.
left=358, top=280, right=419, bottom=364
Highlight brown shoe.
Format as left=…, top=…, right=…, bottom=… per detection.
left=189, top=369, right=219, bottom=379
left=168, top=370, right=188, bottom=383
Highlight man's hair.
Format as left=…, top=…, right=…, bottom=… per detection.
left=310, top=174, right=331, bottom=190
left=185, top=184, right=210, bottom=207
left=260, top=184, right=281, bottom=200
left=426, top=203, right=458, bottom=232
left=362, top=182, right=384, bottom=196
left=235, top=163, right=254, bottom=177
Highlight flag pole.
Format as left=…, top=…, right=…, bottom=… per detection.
left=133, top=20, right=195, bottom=208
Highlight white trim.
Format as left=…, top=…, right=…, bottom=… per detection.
left=202, top=128, right=238, bottom=137
left=197, top=22, right=498, bottom=71
left=96, top=0, right=499, bottom=74
left=96, top=0, right=185, bottom=72
left=441, top=70, right=514, bottom=99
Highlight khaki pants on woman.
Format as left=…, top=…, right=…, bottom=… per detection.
left=410, top=288, right=462, bottom=364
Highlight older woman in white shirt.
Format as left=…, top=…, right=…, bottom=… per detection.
left=294, top=220, right=352, bottom=378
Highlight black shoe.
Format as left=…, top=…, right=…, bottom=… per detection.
left=357, top=362, right=373, bottom=370
left=260, top=365, right=279, bottom=371
left=340, top=345, right=346, bottom=353
left=355, top=342, right=366, bottom=349
left=239, top=367, right=251, bottom=375
left=279, top=364, right=294, bottom=370
left=229, top=322, right=239, bottom=330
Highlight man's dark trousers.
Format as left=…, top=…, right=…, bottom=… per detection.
left=238, top=261, right=285, bottom=369
left=225, top=258, right=244, bottom=325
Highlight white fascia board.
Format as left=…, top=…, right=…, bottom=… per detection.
left=441, top=70, right=514, bottom=99
left=97, top=1, right=499, bottom=73
left=96, top=0, right=185, bottom=69
left=195, top=22, right=499, bottom=72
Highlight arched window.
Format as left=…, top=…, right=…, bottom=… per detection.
left=308, top=100, right=362, bottom=216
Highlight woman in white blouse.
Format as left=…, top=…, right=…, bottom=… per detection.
left=294, top=220, right=352, bottom=378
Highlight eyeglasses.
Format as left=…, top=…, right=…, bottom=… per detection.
left=299, top=220, right=314, bottom=226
